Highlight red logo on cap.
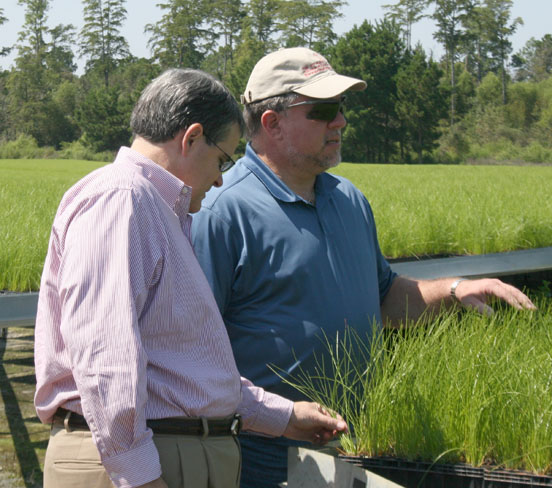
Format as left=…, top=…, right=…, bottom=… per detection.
left=302, top=60, right=332, bottom=77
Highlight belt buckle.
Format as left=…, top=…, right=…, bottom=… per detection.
left=230, top=414, right=241, bottom=436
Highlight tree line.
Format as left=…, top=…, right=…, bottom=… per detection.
left=0, top=0, right=551, bottom=164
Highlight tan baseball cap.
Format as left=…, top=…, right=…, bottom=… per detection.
left=241, top=47, right=367, bottom=104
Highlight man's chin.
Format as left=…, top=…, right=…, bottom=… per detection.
left=321, top=153, right=341, bottom=170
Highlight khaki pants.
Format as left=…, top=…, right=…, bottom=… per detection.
left=44, top=424, right=241, bottom=488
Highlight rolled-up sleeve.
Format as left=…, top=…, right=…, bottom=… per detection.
left=238, top=377, right=293, bottom=437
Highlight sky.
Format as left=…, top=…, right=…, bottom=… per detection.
left=1, top=0, right=551, bottom=73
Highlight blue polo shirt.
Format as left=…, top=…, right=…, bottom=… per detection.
left=192, top=143, right=396, bottom=400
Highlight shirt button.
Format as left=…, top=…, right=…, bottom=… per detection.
left=181, top=187, right=188, bottom=195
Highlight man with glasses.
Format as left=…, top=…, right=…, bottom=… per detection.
left=34, top=67, right=347, bottom=488
left=191, top=48, right=535, bottom=488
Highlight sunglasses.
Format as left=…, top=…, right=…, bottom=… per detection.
left=287, top=96, right=346, bottom=121
left=204, top=134, right=236, bottom=173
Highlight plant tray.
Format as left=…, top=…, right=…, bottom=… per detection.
left=338, top=456, right=552, bottom=488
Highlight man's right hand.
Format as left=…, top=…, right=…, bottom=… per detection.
left=139, top=478, right=168, bottom=488
left=283, top=401, right=348, bottom=445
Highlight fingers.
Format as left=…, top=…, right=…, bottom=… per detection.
left=461, top=297, right=494, bottom=316
left=283, top=402, right=348, bottom=444
left=316, top=403, right=346, bottom=424
left=313, top=406, right=347, bottom=433
left=499, top=283, right=537, bottom=310
left=312, top=429, right=338, bottom=445
left=457, top=278, right=537, bottom=314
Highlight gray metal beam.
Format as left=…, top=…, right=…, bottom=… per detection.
left=0, top=247, right=551, bottom=333
left=0, top=292, right=38, bottom=328
left=390, top=246, right=552, bottom=280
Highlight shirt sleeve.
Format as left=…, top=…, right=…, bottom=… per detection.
left=238, top=377, right=293, bottom=437
left=57, top=188, right=163, bottom=488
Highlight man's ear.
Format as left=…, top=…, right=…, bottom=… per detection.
left=181, top=123, right=204, bottom=156
left=260, top=110, right=284, bottom=140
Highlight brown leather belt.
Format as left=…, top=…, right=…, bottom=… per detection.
left=53, top=407, right=241, bottom=436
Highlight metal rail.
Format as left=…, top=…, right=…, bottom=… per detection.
left=390, top=246, right=552, bottom=280
left=0, top=292, right=38, bottom=339
left=1, top=247, right=551, bottom=337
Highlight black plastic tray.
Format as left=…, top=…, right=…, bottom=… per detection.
left=339, top=456, right=552, bottom=488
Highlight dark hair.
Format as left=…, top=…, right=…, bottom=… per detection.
left=131, top=68, right=245, bottom=144
left=243, top=92, right=299, bottom=139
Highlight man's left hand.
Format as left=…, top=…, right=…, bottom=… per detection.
left=283, top=402, right=348, bottom=445
left=453, top=278, right=537, bottom=315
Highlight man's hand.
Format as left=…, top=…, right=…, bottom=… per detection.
left=138, top=478, right=168, bottom=488
left=283, top=402, right=348, bottom=445
left=454, top=278, right=536, bottom=315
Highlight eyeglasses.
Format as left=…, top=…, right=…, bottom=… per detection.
left=204, top=134, right=236, bottom=173
left=287, top=96, right=346, bottom=121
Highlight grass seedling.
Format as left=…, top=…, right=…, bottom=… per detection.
left=283, top=298, right=552, bottom=474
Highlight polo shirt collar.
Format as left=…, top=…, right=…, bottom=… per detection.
left=242, top=143, right=340, bottom=204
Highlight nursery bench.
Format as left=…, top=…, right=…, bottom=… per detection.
left=1, top=247, right=551, bottom=339
left=390, top=246, right=552, bottom=281
left=0, top=292, right=38, bottom=339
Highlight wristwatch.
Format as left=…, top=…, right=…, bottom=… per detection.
left=450, top=278, right=468, bottom=301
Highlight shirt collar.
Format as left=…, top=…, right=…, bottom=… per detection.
left=114, top=147, right=192, bottom=216
left=242, top=143, right=340, bottom=204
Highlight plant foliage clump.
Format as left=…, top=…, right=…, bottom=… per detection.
left=285, top=299, right=552, bottom=474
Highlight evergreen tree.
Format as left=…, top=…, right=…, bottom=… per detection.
left=455, top=66, right=476, bottom=116
left=79, top=0, right=130, bottom=88
left=225, top=22, right=267, bottom=100
left=331, top=20, right=405, bottom=163
left=17, top=0, right=50, bottom=62
left=460, top=1, right=490, bottom=83
left=208, top=0, right=244, bottom=77
left=146, top=0, right=216, bottom=69
left=47, top=24, right=77, bottom=76
left=512, top=35, right=552, bottom=82
left=395, top=44, right=447, bottom=162
left=0, top=70, right=8, bottom=137
left=75, top=85, right=131, bottom=151
left=248, top=0, right=280, bottom=47
left=482, top=0, right=521, bottom=104
left=276, top=0, right=345, bottom=53
left=429, top=0, right=474, bottom=125
left=0, top=7, right=11, bottom=57
left=8, top=0, right=51, bottom=142
left=6, top=1, right=81, bottom=146
left=383, top=0, right=427, bottom=51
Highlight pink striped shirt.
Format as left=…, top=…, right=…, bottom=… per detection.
left=34, top=147, right=293, bottom=488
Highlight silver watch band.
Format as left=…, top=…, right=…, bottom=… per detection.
left=450, top=278, right=468, bottom=301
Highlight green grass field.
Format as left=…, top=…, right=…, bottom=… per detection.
left=0, top=159, right=107, bottom=291
left=332, top=163, right=552, bottom=258
left=1, top=159, right=551, bottom=291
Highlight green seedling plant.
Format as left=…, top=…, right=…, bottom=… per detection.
left=1, top=159, right=552, bottom=291
left=281, top=298, right=552, bottom=475
left=331, top=163, right=552, bottom=258
left=0, top=159, right=107, bottom=291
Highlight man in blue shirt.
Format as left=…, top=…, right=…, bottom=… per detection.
left=191, top=47, right=536, bottom=488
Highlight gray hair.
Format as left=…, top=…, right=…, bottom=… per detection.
left=131, top=68, right=245, bottom=144
left=243, top=92, right=299, bottom=139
